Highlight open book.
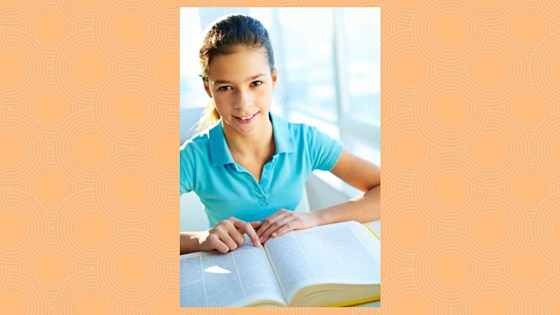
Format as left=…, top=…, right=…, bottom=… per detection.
left=180, top=221, right=380, bottom=307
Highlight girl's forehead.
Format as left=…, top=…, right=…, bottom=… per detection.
left=207, top=47, right=270, bottom=79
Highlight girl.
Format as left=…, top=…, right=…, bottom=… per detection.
left=179, top=14, right=380, bottom=255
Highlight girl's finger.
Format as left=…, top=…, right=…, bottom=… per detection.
left=270, top=221, right=299, bottom=239
left=232, top=218, right=260, bottom=247
left=257, top=209, right=290, bottom=237
left=259, top=216, right=296, bottom=243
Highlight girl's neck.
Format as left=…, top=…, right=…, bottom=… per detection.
left=223, top=116, right=275, bottom=158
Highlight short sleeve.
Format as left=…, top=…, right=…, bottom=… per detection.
left=306, top=125, right=344, bottom=171
left=179, top=143, right=194, bottom=195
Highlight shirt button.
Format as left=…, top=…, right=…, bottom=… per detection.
left=261, top=179, right=268, bottom=186
left=264, top=164, right=271, bottom=170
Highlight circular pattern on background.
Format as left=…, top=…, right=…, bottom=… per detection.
left=35, top=251, right=68, bottom=284
left=475, top=271, right=529, bottom=315
left=512, top=92, right=546, bottom=126
left=533, top=193, right=560, bottom=266
left=0, top=211, right=26, bottom=245
left=464, top=0, right=525, bottom=28
left=474, top=53, right=506, bottom=86
left=154, top=51, right=179, bottom=85
left=414, top=232, right=488, bottom=306
left=474, top=212, right=508, bottom=246
left=433, top=13, right=466, bottom=47
left=469, top=192, right=528, bottom=268
left=53, top=112, right=109, bottom=187
left=53, top=271, right=109, bottom=315
left=532, top=113, right=560, bottom=186
left=468, top=32, right=528, bottom=108
left=0, top=271, right=48, bottom=315
left=412, top=152, right=487, bottom=227
left=94, top=1, right=169, bottom=66
left=0, top=292, right=27, bottom=315
left=53, top=30, right=107, bottom=106
left=55, top=191, right=110, bottom=266
left=412, top=1, right=488, bottom=67
left=115, top=251, right=150, bottom=285
left=74, top=52, right=108, bottom=85
left=155, top=212, right=179, bottom=245
left=382, top=31, right=422, bottom=107
left=0, top=31, right=47, bottom=106
left=34, top=91, right=68, bottom=125
left=114, top=12, right=148, bottom=46
left=473, top=133, right=507, bottom=166
left=380, top=272, right=428, bottom=315
left=94, top=151, right=174, bottom=227
left=0, top=132, right=26, bottom=166
left=94, top=230, right=171, bottom=305
left=393, top=52, right=427, bottom=86
left=513, top=252, right=547, bottom=286
left=93, top=70, right=174, bottom=147
left=378, top=0, right=421, bottom=27
left=512, top=11, right=546, bottom=46
left=56, top=0, right=99, bottom=26
left=74, top=132, right=109, bottom=166
left=0, top=112, right=48, bottom=187
left=394, top=212, right=428, bottom=246
left=512, top=172, right=546, bottom=206
left=433, top=92, right=466, bottom=126
left=34, top=11, right=68, bottom=45
left=434, top=252, right=468, bottom=286
left=0, top=52, right=25, bottom=85
left=114, top=91, right=148, bottom=125
left=34, top=170, right=68, bottom=205
left=114, top=172, right=149, bottom=206
left=412, top=71, right=488, bottom=147
left=382, top=191, right=427, bottom=267
left=382, top=112, right=425, bottom=187
left=76, top=211, right=109, bottom=246
left=433, top=172, right=467, bottom=206
left=475, top=293, right=508, bottom=315
left=393, top=132, right=427, bottom=166
left=0, top=0, right=46, bottom=27
left=154, top=132, right=179, bottom=166
left=532, top=274, right=560, bottom=315
left=532, top=33, right=560, bottom=105
left=534, top=0, right=560, bottom=27
left=155, top=292, right=184, bottom=315
left=395, top=293, right=428, bottom=315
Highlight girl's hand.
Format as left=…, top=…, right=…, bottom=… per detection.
left=256, top=209, right=320, bottom=244
left=199, top=217, right=261, bottom=254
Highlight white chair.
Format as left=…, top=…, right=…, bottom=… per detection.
left=180, top=187, right=310, bottom=232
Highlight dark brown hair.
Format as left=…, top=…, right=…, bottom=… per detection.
left=194, top=14, right=275, bottom=134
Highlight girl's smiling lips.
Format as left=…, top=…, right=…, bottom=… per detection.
left=233, top=111, right=260, bottom=124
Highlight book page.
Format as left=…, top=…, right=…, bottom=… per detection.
left=180, top=239, right=286, bottom=307
left=263, top=221, right=380, bottom=302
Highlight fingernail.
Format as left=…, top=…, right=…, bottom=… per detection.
left=257, top=239, right=261, bottom=246
left=272, top=232, right=277, bottom=237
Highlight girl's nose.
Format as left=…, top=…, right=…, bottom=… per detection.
left=235, top=89, right=253, bottom=109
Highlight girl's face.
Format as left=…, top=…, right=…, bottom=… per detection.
left=204, top=46, right=277, bottom=138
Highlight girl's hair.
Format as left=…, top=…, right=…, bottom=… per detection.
left=193, top=14, right=275, bottom=134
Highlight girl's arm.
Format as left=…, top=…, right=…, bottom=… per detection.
left=256, top=149, right=380, bottom=242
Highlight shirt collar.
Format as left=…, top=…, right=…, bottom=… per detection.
left=208, top=112, right=296, bottom=167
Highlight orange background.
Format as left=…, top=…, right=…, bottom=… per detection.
left=1, top=0, right=560, bottom=314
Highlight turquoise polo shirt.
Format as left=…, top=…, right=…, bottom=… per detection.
left=180, top=113, right=343, bottom=227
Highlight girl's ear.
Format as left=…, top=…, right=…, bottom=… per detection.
left=202, top=78, right=213, bottom=98
left=271, top=68, right=278, bottom=91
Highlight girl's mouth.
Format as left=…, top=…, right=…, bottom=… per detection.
left=233, top=112, right=259, bottom=125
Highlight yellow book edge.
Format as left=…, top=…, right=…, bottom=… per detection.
left=326, top=224, right=381, bottom=307
left=365, top=225, right=380, bottom=241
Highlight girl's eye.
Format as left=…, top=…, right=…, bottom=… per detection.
left=251, top=81, right=262, bottom=87
left=218, top=86, right=232, bottom=91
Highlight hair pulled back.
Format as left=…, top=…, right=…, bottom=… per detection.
left=194, top=14, right=275, bottom=134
